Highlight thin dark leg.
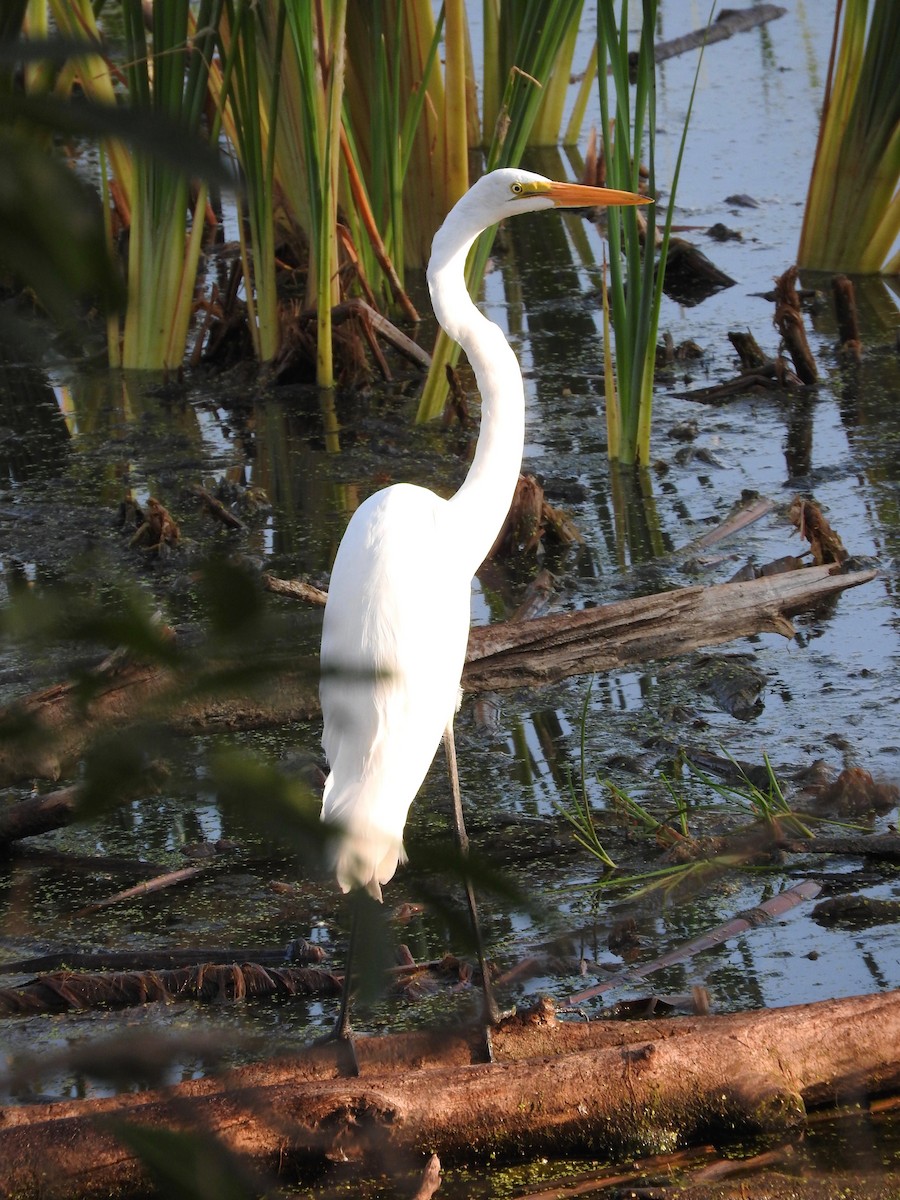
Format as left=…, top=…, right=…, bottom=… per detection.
left=325, top=895, right=361, bottom=1075
left=444, top=720, right=501, bottom=1028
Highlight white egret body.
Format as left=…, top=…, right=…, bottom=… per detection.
left=320, top=169, right=647, bottom=905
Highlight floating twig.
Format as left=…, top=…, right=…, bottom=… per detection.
left=562, top=879, right=822, bottom=1007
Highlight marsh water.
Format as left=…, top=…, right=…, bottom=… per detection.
left=1, top=2, right=899, bottom=1195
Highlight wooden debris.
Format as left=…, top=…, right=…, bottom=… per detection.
left=442, top=361, right=471, bottom=427
left=262, top=572, right=328, bottom=606
left=334, top=298, right=430, bottom=370
left=492, top=473, right=545, bottom=555
left=509, top=568, right=556, bottom=623
left=653, top=6, right=787, bottom=63
left=0, top=942, right=328, bottom=977
left=129, top=496, right=181, bottom=554
left=679, top=325, right=807, bottom=402
left=774, top=266, right=818, bottom=385
left=810, top=766, right=899, bottom=816
left=0, top=955, right=467, bottom=1019
left=541, top=499, right=583, bottom=547
left=728, top=329, right=769, bottom=372
left=461, top=564, right=874, bottom=692
left=832, top=273, right=862, bottom=363
left=662, top=237, right=736, bottom=306
left=190, top=485, right=245, bottom=531
left=687, top=494, right=775, bottom=552
left=563, top=879, right=821, bottom=1007
left=411, top=1154, right=442, bottom=1200
left=0, top=962, right=343, bottom=1017
left=510, top=1145, right=719, bottom=1200
left=490, top=475, right=583, bottom=557
left=788, top=496, right=848, bottom=565
left=777, top=833, right=900, bottom=863
left=812, top=895, right=900, bottom=930
left=1, top=988, right=897, bottom=1199
left=72, top=863, right=218, bottom=917
left=0, top=785, right=78, bottom=841
left=0, top=564, right=877, bottom=791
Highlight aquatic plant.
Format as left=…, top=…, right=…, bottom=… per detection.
left=416, top=0, right=586, bottom=421
left=555, top=683, right=618, bottom=870
left=10, top=2, right=616, bottom=379
left=798, top=0, right=900, bottom=275
left=597, top=0, right=707, bottom=465
left=120, top=0, right=222, bottom=370
left=558, top=750, right=825, bottom=901
left=215, top=2, right=283, bottom=364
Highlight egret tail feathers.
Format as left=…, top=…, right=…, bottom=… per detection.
left=321, top=775, right=407, bottom=901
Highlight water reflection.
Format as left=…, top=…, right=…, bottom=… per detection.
left=2, top=6, right=900, bottom=1101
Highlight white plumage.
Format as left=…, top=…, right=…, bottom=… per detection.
left=319, top=169, right=647, bottom=902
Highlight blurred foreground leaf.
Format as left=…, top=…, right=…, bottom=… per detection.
left=106, top=1122, right=264, bottom=1200
left=0, top=129, right=123, bottom=324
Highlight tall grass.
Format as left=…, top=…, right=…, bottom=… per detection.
left=798, top=0, right=900, bottom=275
left=14, top=2, right=603, bottom=380
left=598, top=0, right=707, bottom=465
left=121, top=0, right=222, bottom=370
left=286, top=0, right=347, bottom=387
left=416, top=0, right=586, bottom=422
left=44, top=0, right=134, bottom=225
left=216, top=1, right=283, bottom=364
left=342, top=1, right=445, bottom=297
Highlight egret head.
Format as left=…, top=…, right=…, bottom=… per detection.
left=453, top=167, right=649, bottom=232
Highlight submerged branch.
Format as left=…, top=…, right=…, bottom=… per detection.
left=651, top=5, right=787, bottom=64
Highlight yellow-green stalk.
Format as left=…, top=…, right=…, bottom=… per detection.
left=417, top=0, right=585, bottom=422
left=121, top=0, right=221, bottom=370
left=798, top=0, right=900, bottom=274
left=599, top=0, right=707, bottom=465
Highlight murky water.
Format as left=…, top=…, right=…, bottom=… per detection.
left=0, top=2, right=899, bottom=1192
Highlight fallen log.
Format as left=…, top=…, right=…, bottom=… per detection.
left=0, top=563, right=876, bottom=790
left=462, top=564, right=874, bottom=691
left=0, top=962, right=342, bottom=1017
left=651, top=4, right=786, bottom=63
left=1, top=989, right=898, bottom=1199
left=0, top=785, right=78, bottom=841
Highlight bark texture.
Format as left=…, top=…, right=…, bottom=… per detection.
left=1, top=990, right=898, bottom=1199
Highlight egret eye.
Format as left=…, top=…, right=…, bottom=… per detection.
left=511, top=182, right=523, bottom=195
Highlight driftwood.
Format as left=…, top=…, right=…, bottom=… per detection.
left=682, top=326, right=803, bottom=404
left=564, top=879, right=821, bottom=1006
left=0, top=563, right=877, bottom=792
left=774, top=266, right=818, bottom=385
left=0, top=941, right=328, bottom=976
left=651, top=5, right=786, bottom=63
left=832, top=273, right=862, bottom=363
left=779, top=834, right=900, bottom=864
left=0, top=785, right=79, bottom=841
left=462, top=564, right=874, bottom=691
left=0, top=962, right=343, bottom=1017
left=0, top=989, right=897, bottom=1200
left=0, top=884, right=813, bottom=1019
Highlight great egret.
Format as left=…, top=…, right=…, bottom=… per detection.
left=320, top=168, right=648, bottom=1046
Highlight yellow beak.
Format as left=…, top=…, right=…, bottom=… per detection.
left=544, top=180, right=650, bottom=208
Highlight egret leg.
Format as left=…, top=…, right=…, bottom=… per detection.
left=323, top=897, right=361, bottom=1076
left=444, top=721, right=501, bottom=1028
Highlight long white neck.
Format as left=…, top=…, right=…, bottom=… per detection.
left=427, top=222, right=525, bottom=575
